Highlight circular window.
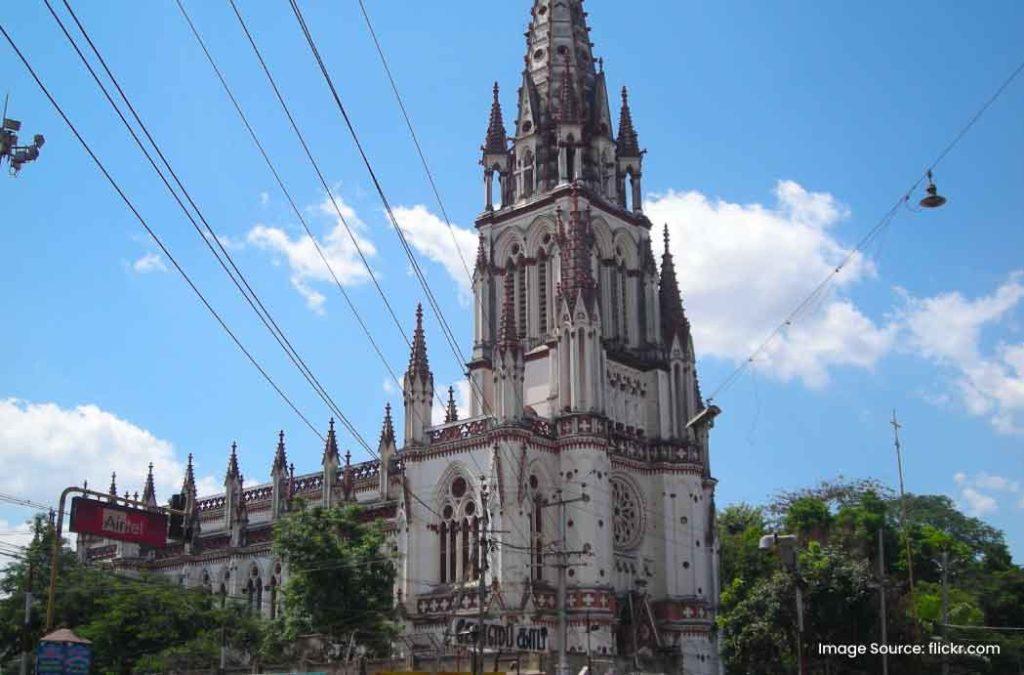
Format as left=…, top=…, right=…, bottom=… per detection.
left=451, top=477, right=467, bottom=499
left=610, top=476, right=643, bottom=551
left=529, top=474, right=539, bottom=490
left=534, top=49, right=544, bottom=60
left=522, top=121, right=533, bottom=133
left=557, top=45, right=568, bottom=56
left=538, top=5, right=548, bottom=15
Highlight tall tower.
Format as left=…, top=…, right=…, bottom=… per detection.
left=403, top=2, right=720, bottom=672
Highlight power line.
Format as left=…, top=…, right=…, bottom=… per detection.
left=224, top=0, right=410, bottom=352
left=702, top=53, right=1024, bottom=406
left=0, top=20, right=322, bottom=440
left=173, top=0, right=445, bottom=420
left=355, top=0, right=473, bottom=287
left=286, top=0, right=465, bottom=371
left=49, top=0, right=374, bottom=450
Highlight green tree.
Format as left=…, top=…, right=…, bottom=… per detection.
left=273, top=503, right=398, bottom=655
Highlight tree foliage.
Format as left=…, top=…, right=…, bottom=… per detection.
left=718, top=478, right=1024, bottom=674
left=272, top=503, right=398, bottom=655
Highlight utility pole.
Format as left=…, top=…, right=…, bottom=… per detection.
left=891, top=410, right=917, bottom=633
left=20, top=556, right=34, bottom=675
left=474, top=480, right=489, bottom=675
left=877, top=527, right=888, bottom=675
left=538, top=488, right=590, bottom=675
left=941, top=549, right=950, bottom=675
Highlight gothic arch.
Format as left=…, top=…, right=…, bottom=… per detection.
left=612, top=229, right=639, bottom=268
left=432, top=461, right=476, bottom=510
left=590, top=217, right=614, bottom=260
left=493, top=228, right=527, bottom=269
left=525, top=215, right=557, bottom=254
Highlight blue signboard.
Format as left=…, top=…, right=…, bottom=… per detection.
left=36, top=640, right=92, bottom=675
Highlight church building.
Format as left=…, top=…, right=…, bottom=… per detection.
left=81, top=1, right=721, bottom=672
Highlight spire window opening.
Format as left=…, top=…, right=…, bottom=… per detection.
left=523, top=151, right=535, bottom=198
left=531, top=495, right=544, bottom=582
left=624, top=170, right=635, bottom=212
left=538, top=256, right=549, bottom=334
left=517, top=262, right=528, bottom=338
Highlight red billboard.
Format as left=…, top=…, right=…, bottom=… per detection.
left=69, top=497, right=167, bottom=547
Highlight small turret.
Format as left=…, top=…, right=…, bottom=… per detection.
left=403, top=304, right=435, bottom=446
left=142, top=462, right=157, bottom=507
left=616, top=87, right=644, bottom=212
left=481, top=83, right=510, bottom=210
left=444, top=386, right=460, bottom=423
left=224, top=442, right=243, bottom=529
left=322, top=419, right=340, bottom=507
left=108, top=472, right=118, bottom=502
left=271, top=431, right=290, bottom=518
left=378, top=403, right=397, bottom=500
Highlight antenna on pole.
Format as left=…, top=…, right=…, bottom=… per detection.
left=891, top=409, right=918, bottom=634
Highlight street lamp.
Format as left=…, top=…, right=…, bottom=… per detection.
left=759, top=533, right=805, bottom=675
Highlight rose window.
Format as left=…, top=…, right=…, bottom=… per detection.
left=611, top=477, right=643, bottom=550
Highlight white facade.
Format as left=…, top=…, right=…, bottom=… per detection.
left=82, top=2, right=721, bottom=672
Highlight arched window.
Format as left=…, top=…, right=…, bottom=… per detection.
left=523, top=150, right=535, bottom=198
left=269, top=577, right=278, bottom=619
left=566, top=137, right=576, bottom=182
left=438, top=476, right=479, bottom=584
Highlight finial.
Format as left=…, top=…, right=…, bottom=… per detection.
left=345, top=449, right=351, bottom=466
left=663, top=223, right=670, bottom=249
left=279, top=429, right=285, bottom=444
left=415, top=303, right=423, bottom=327
left=445, top=386, right=460, bottom=423
left=328, top=417, right=335, bottom=433
left=622, top=85, right=629, bottom=103
left=109, top=471, right=117, bottom=495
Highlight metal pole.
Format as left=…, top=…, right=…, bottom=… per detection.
left=20, top=557, right=33, bottom=675
left=557, top=490, right=568, bottom=675
left=941, top=549, right=950, bottom=675
left=475, top=481, right=489, bottom=675
left=891, top=410, right=918, bottom=634
left=44, top=487, right=73, bottom=631
left=878, top=527, right=888, bottom=675
left=44, top=486, right=187, bottom=632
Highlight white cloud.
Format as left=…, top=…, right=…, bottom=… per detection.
left=645, top=180, right=893, bottom=387
left=960, top=487, right=998, bottom=516
left=390, top=205, right=477, bottom=302
left=382, top=378, right=397, bottom=394
left=131, top=252, right=167, bottom=274
left=953, top=471, right=1020, bottom=517
left=247, top=194, right=376, bottom=314
left=0, top=398, right=199, bottom=509
left=898, top=272, right=1024, bottom=433
left=259, top=191, right=270, bottom=206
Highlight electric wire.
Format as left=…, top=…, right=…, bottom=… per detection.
left=355, top=0, right=474, bottom=287
left=0, top=20, right=322, bottom=440
left=285, top=0, right=464, bottom=371
left=702, top=53, right=1024, bottom=406
left=50, top=0, right=371, bottom=450
left=173, top=0, right=445, bottom=420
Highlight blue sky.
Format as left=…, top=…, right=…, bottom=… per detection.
left=1, top=1, right=1022, bottom=559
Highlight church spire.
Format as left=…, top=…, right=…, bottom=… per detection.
left=556, top=185, right=597, bottom=311
left=407, top=304, right=430, bottom=381
left=142, top=462, right=156, bottom=506
left=322, top=418, right=340, bottom=464
left=483, top=82, right=507, bottom=154
left=379, top=403, right=396, bottom=447
left=225, top=442, right=240, bottom=481
left=272, top=430, right=288, bottom=475
left=659, top=225, right=692, bottom=352
left=444, top=387, right=459, bottom=423
left=182, top=453, right=196, bottom=497
left=617, top=87, right=641, bottom=158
